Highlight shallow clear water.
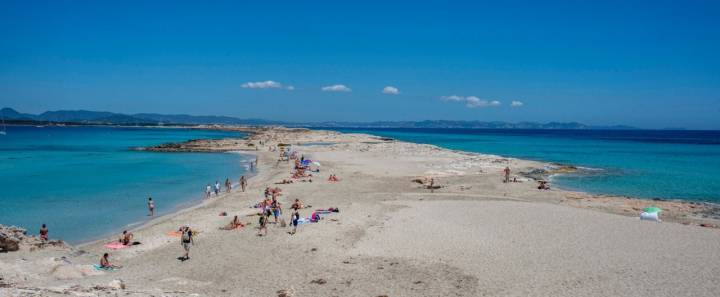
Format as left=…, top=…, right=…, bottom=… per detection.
left=330, top=128, right=720, bottom=202
left=0, top=126, right=250, bottom=243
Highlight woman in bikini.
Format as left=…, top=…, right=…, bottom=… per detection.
left=39, top=224, right=49, bottom=241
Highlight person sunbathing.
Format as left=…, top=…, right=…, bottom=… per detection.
left=328, top=174, right=340, bottom=182
left=538, top=181, right=550, bottom=190
left=100, top=253, right=121, bottom=269
left=119, top=230, right=133, bottom=245
left=221, top=215, right=244, bottom=230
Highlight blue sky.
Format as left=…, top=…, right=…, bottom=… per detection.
left=1, top=1, right=719, bottom=129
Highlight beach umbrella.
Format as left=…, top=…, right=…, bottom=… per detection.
left=643, top=207, right=662, bottom=213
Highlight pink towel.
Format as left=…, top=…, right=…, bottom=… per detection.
left=104, top=242, right=128, bottom=250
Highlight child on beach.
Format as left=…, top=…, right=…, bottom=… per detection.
left=39, top=224, right=48, bottom=241
left=258, top=213, right=268, bottom=236
left=147, top=197, right=155, bottom=216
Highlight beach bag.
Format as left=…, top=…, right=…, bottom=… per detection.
left=640, top=212, right=661, bottom=222
left=181, top=231, right=191, bottom=243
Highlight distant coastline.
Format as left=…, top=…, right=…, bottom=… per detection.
left=2, top=107, right=642, bottom=130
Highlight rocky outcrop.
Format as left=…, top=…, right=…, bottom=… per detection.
left=0, top=225, right=67, bottom=252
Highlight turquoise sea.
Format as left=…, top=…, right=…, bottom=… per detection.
left=331, top=128, right=720, bottom=203
left=0, top=126, right=250, bottom=244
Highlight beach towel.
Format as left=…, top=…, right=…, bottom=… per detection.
left=297, top=218, right=311, bottom=225
left=93, top=264, right=114, bottom=271
left=104, top=242, right=129, bottom=250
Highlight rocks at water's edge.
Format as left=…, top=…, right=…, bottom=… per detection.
left=0, top=225, right=68, bottom=252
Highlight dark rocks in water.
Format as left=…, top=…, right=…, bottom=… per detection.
left=519, top=168, right=548, bottom=181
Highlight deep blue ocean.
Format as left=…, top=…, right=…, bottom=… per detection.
left=0, top=126, right=250, bottom=243
left=330, top=128, right=720, bottom=203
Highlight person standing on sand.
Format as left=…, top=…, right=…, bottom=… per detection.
left=205, top=184, right=212, bottom=198
left=214, top=181, right=221, bottom=196
left=240, top=175, right=247, bottom=192
left=147, top=197, right=155, bottom=216
left=180, top=227, right=194, bottom=261
left=39, top=224, right=48, bottom=241
left=503, top=166, right=511, bottom=183
left=290, top=210, right=300, bottom=235
left=225, top=178, right=231, bottom=193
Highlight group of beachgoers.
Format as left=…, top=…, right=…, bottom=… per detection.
left=97, top=150, right=325, bottom=268
left=204, top=175, right=249, bottom=198
left=503, top=166, right=550, bottom=189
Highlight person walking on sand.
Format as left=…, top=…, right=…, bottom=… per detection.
left=147, top=197, right=155, bottom=216
left=180, top=227, right=194, bottom=261
left=225, top=178, right=231, bottom=193
left=503, top=166, right=511, bottom=183
left=240, top=175, right=247, bottom=192
left=258, top=212, right=268, bottom=236
left=214, top=181, right=221, bottom=196
left=205, top=184, right=212, bottom=199
left=290, top=210, right=300, bottom=235
left=39, top=224, right=48, bottom=241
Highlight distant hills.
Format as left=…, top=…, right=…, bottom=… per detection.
left=0, top=107, right=636, bottom=130
left=0, top=107, right=281, bottom=126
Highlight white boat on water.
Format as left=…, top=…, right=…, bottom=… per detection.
left=0, top=110, right=7, bottom=135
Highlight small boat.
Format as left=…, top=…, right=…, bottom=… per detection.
left=0, top=111, right=6, bottom=135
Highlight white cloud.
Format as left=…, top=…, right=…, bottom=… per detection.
left=443, top=95, right=501, bottom=108
left=382, top=86, right=400, bottom=95
left=321, top=84, right=352, bottom=92
left=466, top=97, right=501, bottom=108
left=511, top=100, right=524, bottom=107
left=441, top=95, right=465, bottom=101
left=241, top=80, right=294, bottom=90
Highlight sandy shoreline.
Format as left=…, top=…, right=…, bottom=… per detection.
left=2, top=127, right=719, bottom=296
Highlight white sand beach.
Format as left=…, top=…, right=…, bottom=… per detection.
left=1, top=128, right=719, bottom=297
